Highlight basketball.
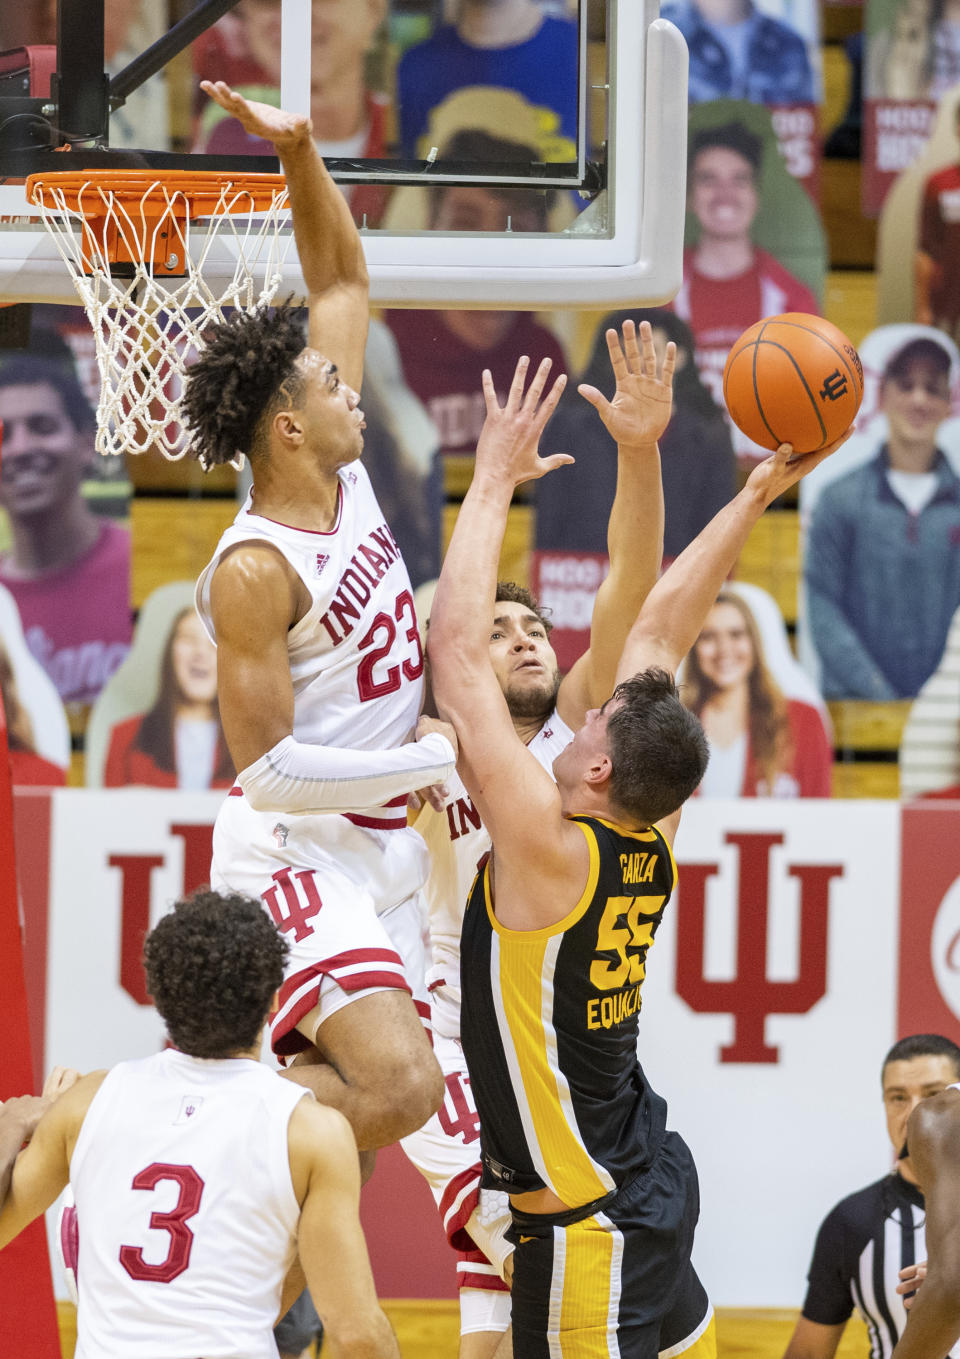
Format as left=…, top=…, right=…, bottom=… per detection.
left=722, top=313, right=864, bottom=454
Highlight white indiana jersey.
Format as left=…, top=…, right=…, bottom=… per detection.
left=70, top=1048, right=308, bottom=1359
left=415, top=707, right=574, bottom=1039
left=196, top=463, right=423, bottom=780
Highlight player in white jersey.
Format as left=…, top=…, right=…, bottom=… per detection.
left=0, top=889, right=399, bottom=1359
left=182, top=82, right=451, bottom=1151
left=404, top=321, right=677, bottom=1358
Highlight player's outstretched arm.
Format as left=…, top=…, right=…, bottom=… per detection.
left=0, top=1071, right=99, bottom=1250
left=211, top=546, right=455, bottom=813
left=891, top=1093, right=960, bottom=1359
left=290, top=1101, right=400, bottom=1358
left=615, top=430, right=852, bottom=686
left=429, top=357, right=594, bottom=915
left=558, top=319, right=670, bottom=727
left=199, top=81, right=369, bottom=391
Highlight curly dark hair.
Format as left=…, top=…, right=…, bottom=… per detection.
left=606, top=668, right=710, bottom=824
left=182, top=305, right=307, bottom=469
left=143, top=888, right=288, bottom=1058
left=495, top=580, right=553, bottom=634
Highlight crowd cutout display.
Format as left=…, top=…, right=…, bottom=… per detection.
left=799, top=325, right=960, bottom=701
left=662, top=0, right=823, bottom=197
left=678, top=102, right=827, bottom=465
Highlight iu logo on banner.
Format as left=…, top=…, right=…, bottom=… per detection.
left=898, top=805, right=960, bottom=1039
left=675, top=831, right=844, bottom=1063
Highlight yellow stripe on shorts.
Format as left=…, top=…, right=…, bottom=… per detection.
left=555, top=1215, right=619, bottom=1357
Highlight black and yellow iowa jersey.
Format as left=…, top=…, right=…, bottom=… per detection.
left=460, top=814, right=677, bottom=1206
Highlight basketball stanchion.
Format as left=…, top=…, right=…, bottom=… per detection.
left=25, top=169, right=293, bottom=464
left=0, top=428, right=61, bottom=1354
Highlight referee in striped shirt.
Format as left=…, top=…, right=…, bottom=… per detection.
left=782, top=1034, right=960, bottom=1359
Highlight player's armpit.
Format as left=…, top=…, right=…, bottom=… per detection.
left=209, top=543, right=302, bottom=773
left=289, top=1101, right=400, bottom=1357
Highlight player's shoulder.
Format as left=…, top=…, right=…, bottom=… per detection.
left=54, top=1069, right=110, bottom=1134
left=211, top=538, right=300, bottom=594
left=288, top=1095, right=358, bottom=1175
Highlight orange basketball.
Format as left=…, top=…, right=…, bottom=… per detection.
left=722, top=313, right=864, bottom=454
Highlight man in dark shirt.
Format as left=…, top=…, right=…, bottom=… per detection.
left=782, top=1033, right=960, bottom=1359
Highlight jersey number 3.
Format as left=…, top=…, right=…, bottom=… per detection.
left=119, top=1163, right=205, bottom=1283
left=357, top=589, right=423, bottom=701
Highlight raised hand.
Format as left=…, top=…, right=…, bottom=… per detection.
left=41, top=1066, right=80, bottom=1102
left=199, top=80, right=312, bottom=151
left=475, top=356, right=572, bottom=488
left=745, top=426, right=854, bottom=508
left=578, top=319, right=675, bottom=448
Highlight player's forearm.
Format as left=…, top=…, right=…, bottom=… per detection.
left=278, top=137, right=368, bottom=297
left=891, top=1278, right=960, bottom=1359
left=0, top=1113, right=30, bottom=1212
left=325, top=1311, right=401, bottom=1359
left=599, top=442, right=664, bottom=629
left=617, top=482, right=765, bottom=681
left=428, top=473, right=514, bottom=706
left=238, top=732, right=455, bottom=814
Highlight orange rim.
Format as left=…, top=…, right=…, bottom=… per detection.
left=25, top=168, right=287, bottom=215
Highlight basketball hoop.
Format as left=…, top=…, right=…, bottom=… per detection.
left=24, top=169, right=292, bottom=462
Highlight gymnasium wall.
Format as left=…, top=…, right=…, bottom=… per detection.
left=13, top=789, right=960, bottom=1308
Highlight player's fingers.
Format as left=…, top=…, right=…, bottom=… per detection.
left=507, top=355, right=531, bottom=410
left=200, top=80, right=239, bottom=107
left=605, top=328, right=628, bottom=381
left=423, top=783, right=450, bottom=812
left=481, top=368, right=500, bottom=414
left=623, top=318, right=643, bottom=372
left=660, top=341, right=677, bottom=387
left=42, top=1066, right=72, bottom=1099
left=523, top=356, right=554, bottom=413
left=634, top=319, right=654, bottom=374
left=539, top=454, right=576, bottom=474
left=577, top=382, right=609, bottom=414
left=533, top=372, right=567, bottom=428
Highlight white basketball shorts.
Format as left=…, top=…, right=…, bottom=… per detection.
left=210, top=790, right=432, bottom=1056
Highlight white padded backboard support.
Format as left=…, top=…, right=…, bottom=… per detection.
left=0, top=0, right=688, bottom=309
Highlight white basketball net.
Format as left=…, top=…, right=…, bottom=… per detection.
left=28, top=175, right=293, bottom=462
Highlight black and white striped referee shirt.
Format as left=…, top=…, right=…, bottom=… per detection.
left=801, top=1171, right=955, bottom=1359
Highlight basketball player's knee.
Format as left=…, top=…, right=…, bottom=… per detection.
left=372, top=1046, right=443, bottom=1141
